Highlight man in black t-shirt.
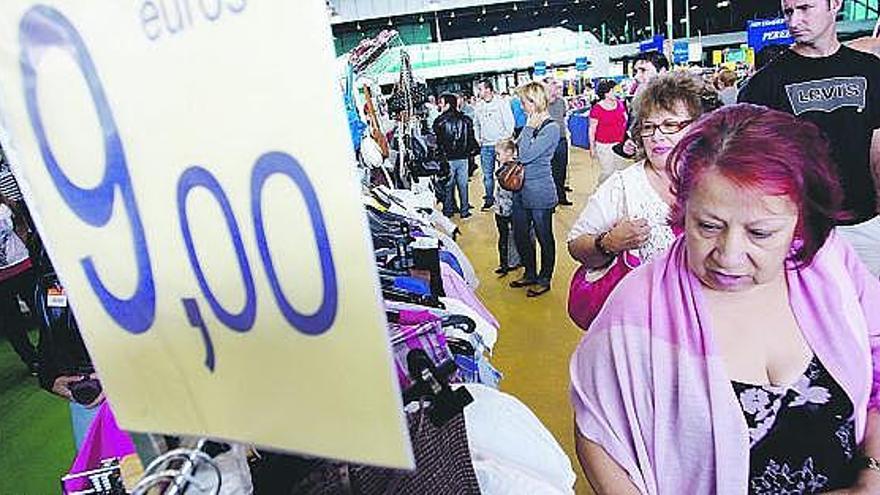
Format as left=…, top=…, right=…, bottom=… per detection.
left=739, top=0, right=880, bottom=275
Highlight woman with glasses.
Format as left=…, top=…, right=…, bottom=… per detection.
left=568, top=72, right=715, bottom=271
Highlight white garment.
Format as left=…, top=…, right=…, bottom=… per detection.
left=568, top=161, right=675, bottom=263
left=461, top=384, right=576, bottom=494
left=594, top=142, right=627, bottom=185
left=474, top=95, right=516, bottom=146
left=0, top=203, right=28, bottom=270
left=837, top=215, right=880, bottom=277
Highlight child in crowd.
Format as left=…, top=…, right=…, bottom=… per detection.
left=493, top=139, right=521, bottom=276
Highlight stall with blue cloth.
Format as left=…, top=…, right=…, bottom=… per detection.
left=568, top=111, right=590, bottom=150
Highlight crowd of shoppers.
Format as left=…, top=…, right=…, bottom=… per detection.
left=570, top=1, right=880, bottom=493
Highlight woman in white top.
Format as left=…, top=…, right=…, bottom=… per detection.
left=568, top=72, right=716, bottom=268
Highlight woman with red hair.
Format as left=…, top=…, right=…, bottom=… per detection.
left=570, top=104, right=880, bottom=494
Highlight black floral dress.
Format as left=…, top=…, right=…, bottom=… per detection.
left=732, top=355, right=859, bottom=494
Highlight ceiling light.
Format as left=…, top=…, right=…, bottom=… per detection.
left=560, top=18, right=569, bottom=25
left=505, top=13, right=511, bottom=19
left=448, top=20, right=453, bottom=25
left=450, top=11, right=455, bottom=18
left=482, top=6, right=487, bottom=14
left=493, top=26, right=499, bottom=31
left=356, top=22, right=362, bottom=30
left=626, top=11, right=635, bottom=17
left=477, top=16, right=483, bottom=22
left=534, top=10, right=540, bottom=16
left=419, top=14, right=424, bottom=22
left=513, top=3, right=518, bottom=11
left=717, top=0, right=729, bottom=6
left=691, top=4, right=698, bottom=9
left=543, top=1, right=549, bottom=7
left=387, top=18, right=393, bottom=25
left=679, top=17, right=687, bottom=23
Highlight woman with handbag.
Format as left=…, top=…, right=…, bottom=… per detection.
left=508, top=82, right=561, bottom=297
left=566, top=72, right=716, bottom=330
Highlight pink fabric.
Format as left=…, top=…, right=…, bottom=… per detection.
left=570, top=232, right=880, bottom=494
left=64, top=403, right=137, bottom=493
left=589, top=100, right=627, bottom=144
left=440, top=263, right=500, bottom=329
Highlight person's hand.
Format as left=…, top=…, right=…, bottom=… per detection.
left=605, top=218, right=650, bottom=252
left=84, top=372, right=105, bottom=409
left=622, top=139, right=637, bottom=156
left=51, top=375, right=82, bottom=401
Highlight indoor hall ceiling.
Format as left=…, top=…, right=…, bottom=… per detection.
left=330, top=0, right=784, bottom=45
left=328, top=0, right=515, bottom=24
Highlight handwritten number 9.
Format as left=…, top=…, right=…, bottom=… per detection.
left=20, top=6, right=155, bottom=334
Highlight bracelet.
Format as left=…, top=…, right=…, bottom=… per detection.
left=595, top=231, right=616, bottom=258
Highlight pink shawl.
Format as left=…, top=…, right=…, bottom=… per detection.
left=570, top=233, right=880, bottom=494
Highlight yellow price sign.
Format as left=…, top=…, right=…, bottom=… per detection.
left=0, top=1, right=412, bottom=468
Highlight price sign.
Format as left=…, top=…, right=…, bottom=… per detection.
left=0, top=1, right=412, bottom=468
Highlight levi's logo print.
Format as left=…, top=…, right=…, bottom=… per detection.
left=785, top=77, right=867, bottom=116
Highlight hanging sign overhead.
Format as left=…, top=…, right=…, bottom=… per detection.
left=747, top=17, right=794, bottom=54
left=639, top=34, right=665, bottom=53
left=534, top=60, right=547, bottom=76
left=673, top=40, right=689, bottom=65
left=0, top=1, right=412, bottom=468
left=575, top=57, right=589, bottom=72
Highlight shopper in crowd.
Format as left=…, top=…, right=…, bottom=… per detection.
left=715, top=68, right=738, bottom=106
left=571, top=105, right=880, bottom=494
left=510, top=94, right=527, bottom=139
left=509, top=82, right=559, bottom=297
left=0, top=191, right=38, bottom=374
left=568, top=72, right=711, bottom=281
left=493, top=138, right=522, bottom=276
left=631, top=51, right=670, bottom=97
left=474, top=79, right=516, bottom=211
left=34, top=245, right=103, bottom=450
left=547, top=79, right=573, bottom=206
left=739, top=0, right=880, bottom=276
left=425, top=94, right=440, bottom=130
left=615, top=51, right=670, bottom=160
left=433, top=93, right=478, bottom=219
left=458, top=94, right=479, bottom=178
left=589, top=79, right=628, bottom=185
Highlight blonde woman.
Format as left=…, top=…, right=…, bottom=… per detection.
left=508, top=82, right=560, bottom=297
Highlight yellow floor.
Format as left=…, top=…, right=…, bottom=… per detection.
left=454, top=147, right=599, bottom=495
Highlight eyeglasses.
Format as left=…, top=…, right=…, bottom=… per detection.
left=639, top=119, right=694, bottom=138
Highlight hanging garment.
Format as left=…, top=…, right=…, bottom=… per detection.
left=440, top=264, right=499, bottom=329
left=293, top=412, right=480, bottom=495
left=462, top=384, right=577, bottom=494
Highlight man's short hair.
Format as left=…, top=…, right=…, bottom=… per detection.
left=633, top=51, right=670, bottom=72
left=478, top=79, right=494, bottom=92
left=439, top=93, right=458, bottom=110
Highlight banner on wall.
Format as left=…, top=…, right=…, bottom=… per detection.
left=0, top=1, right=413, bottom=468
left=673, top=40, right=689, bottom=65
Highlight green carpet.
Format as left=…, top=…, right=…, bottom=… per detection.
left=0, top=330, right=74, bottom=494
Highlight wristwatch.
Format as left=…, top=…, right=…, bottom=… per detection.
left=595, top=231, right=616, bottom=258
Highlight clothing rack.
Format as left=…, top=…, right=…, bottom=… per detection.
left=130, top=438, right=221, bottom=495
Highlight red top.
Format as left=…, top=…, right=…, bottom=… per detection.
left=589, top=100, right=627, bottom=144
